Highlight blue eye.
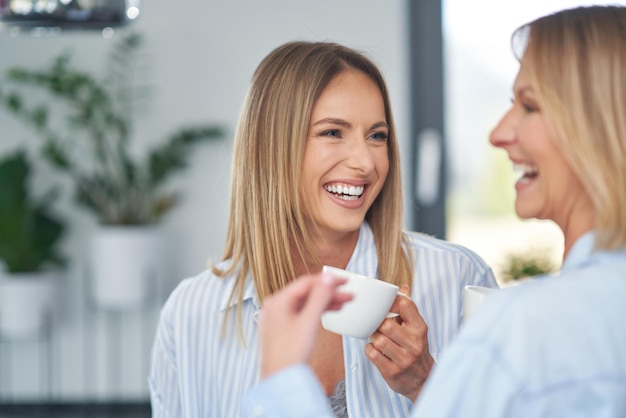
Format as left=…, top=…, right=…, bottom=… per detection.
left=370, top=132, right=388, bottom=142
left=321, top=129, right=342, bottom=138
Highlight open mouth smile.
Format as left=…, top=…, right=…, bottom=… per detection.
left=323, top=182, right=365, bottom=201
left=514, top=163, right=539, bottom=184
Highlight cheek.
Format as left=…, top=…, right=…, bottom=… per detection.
left=374, top=149, right=390, bottom=180
left=302, top=144, right=332, bottom=185
left=518, top=117, right=555, bottom=154
left=303, top=142, right=341, bottom=172
left=547, top=157, right=580, bottom=193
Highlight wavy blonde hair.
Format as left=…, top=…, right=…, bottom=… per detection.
left=514, top=6, right=626, bottom=249
left=213, top=41, right=412, bottom=326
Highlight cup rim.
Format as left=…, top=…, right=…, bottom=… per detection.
left=322, top=265, right=399, bottom=290
left=463, top=284, right=499, bottom=295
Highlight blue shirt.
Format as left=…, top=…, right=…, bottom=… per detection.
left=241, top=232, right=626, bottom=418
left=149, top=222, right=496, bottom=417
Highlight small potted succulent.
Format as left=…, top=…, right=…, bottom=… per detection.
left=0, top=32, right=224, bottom=309
left=0, top=150, right=66, bottom=339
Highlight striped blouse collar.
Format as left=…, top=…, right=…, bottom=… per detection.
left=219, top=222, right=376, bottom=311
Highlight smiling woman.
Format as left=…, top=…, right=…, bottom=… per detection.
left=302, top=68, right=389, bottom=239
left=443, top=0, right=626, bottom=281
left=148, top=40, right=497, bottom=418
left=489, top=69, right=595, bottom=256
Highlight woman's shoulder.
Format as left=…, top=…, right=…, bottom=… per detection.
left=175, top=259, right=235, bottom=289
left=467, top=273, right=626, bottom=364
left=161, top=260, right=240, bottom=315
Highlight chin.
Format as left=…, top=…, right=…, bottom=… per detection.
left=331, top=223, right=363, bottom=234
left=319, top=219, right=364, bottom=236
left=514, top=201, right=537, bottom=220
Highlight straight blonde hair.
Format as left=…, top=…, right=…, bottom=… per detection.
left=213, top=41, right=412, bottom=332
left=514, top=6, right=626, bottom=249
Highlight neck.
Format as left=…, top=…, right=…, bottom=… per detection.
left=559, top=212, right=594, bottom=262
left=292, top=229, right=360, bottom=276
left=549, top=191, right=595, bottom=261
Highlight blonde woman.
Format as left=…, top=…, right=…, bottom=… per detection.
left=149, top=41, right=496, bottom=418
left=244, top=6, right=626, bottom=418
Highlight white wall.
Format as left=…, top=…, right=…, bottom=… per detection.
left=0, top=0, right=409, bottom=401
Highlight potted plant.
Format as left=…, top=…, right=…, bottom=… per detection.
left=0, top=150, right=66, bottom=339
left=0, top=33, right=224, bottom=309
left=500, top=248, right=557, bottom=286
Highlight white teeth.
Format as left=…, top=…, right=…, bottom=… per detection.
left=513, top=163, right=538, bottom=180
left=324, top=183, right=364, bottom=198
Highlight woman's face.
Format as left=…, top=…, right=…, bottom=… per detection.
left=301, top=68, right=389, bottom=240
left=489, top=66, right=592, bottom=228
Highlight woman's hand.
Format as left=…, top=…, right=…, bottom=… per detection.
left=258, top=272, right=353, bottom=379
left=364, top=285, right=435, bottom=402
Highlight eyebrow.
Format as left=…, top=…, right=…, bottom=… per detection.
left=312, top=118, right=389, bottom=130
left=515, top=86, right=535, bottom=97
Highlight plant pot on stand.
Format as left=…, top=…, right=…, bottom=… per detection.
left=0, top=271, right=59, bottom=339
left=89, top=225, right=164, bottom=310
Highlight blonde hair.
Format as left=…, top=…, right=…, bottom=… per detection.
left=514, top=6, right=626, bottom=249
left=213, top=41, right=411, bottom=328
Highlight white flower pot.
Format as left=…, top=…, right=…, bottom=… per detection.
left=0, top=271, right=58, bottom=340
left=89, top=226, right=163, bottom=310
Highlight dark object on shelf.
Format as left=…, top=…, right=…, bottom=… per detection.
left=0, top=0, right=141, bottom=31
left=0, top=402, right=151, bottom=418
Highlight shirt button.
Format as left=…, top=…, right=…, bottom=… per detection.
left=351, top=363, right=358, bottom=371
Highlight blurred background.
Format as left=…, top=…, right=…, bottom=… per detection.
left=0, top=0, right=618, bottom=414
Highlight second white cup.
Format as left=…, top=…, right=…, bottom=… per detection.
left=462, top=285, right=500, bottom=323
left=321, top=265, right=400, bottom=339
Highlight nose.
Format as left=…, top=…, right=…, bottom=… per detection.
left=346, top=138, right=376, bottom=174
left=489, top=107, right=517, bottom=149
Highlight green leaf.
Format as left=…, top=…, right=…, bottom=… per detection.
left=147, top=125, right=224, bottom=187
left=41, top=139, right=72, bottom=171
left=32, top=105, right=48, bottom=129
left=6, top=92, right=22, bottom=112
left=0, top=151, right=65, bottom=273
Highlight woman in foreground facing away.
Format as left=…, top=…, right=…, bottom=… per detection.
left=243, top=5, right=626, bottom=417
left=148, top=40, right=496, bottom=417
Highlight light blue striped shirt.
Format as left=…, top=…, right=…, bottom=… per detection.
left=149, top=222, right=497, bottom=417
left=241, top=231, right=626, bottom=418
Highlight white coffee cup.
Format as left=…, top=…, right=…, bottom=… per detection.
left=462, top=285, right=499, bottom=323
left=321, top=265, right=400, bottom=339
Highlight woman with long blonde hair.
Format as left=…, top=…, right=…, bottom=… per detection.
left=149, top=41, right=496, bottom=418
